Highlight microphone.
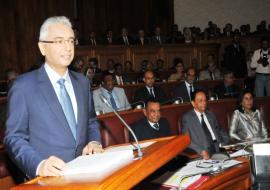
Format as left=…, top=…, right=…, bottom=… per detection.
left=209, top=93, right=218, bottom=101
left=219, top=138, right=270, bottom=149
left=99, top=94, right=143, bottom=158
left=161, top=96, right=184, bottom=105
left=117, top=101, right=145, bottom=110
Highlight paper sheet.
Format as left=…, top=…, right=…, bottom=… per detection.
left=63, top=149, right=134, bottom=180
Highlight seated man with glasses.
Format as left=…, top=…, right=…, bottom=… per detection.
left=181, top=90, right=230, bottom=160
left=4, top=16, right=102, bottom=179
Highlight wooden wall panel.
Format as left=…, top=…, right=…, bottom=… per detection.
left=130, top=46, right=161, bottom=71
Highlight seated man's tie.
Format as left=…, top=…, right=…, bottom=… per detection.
left=153, top=123, right=159, bottom=130
left=57, top=78, right=77, bottom=140
left=108, top=91, right=118, bottom=110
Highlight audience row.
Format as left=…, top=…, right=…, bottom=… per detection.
left=76, top=20, right=270, bottom=46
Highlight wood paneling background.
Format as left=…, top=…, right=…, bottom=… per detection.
left=0, top=0, right=173, bottom=80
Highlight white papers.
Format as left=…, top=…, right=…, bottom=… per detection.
left=105, top=141, right=155, bottom=152
left=230, top=149, right=250, bottom=158
left=63, top=150, right=134, bottom=180
left=253, top=143, right=270, bottom=155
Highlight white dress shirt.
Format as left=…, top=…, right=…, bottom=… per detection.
left=146, top=86, right=155, bottom=97
left=185, top=81, right=194, bottom=98
left=44, top=63, right=78, bottom=122
left=194, top=109, right=216, bottom=140
left=148, top=120, right=159, bottom=130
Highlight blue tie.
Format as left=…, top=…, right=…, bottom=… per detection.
left=108, top=91, right=117, bottom=110
left=57, top=79, right=77, bottom=139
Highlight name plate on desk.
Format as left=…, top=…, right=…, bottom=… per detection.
left=63, top=150, right=134, bottom=181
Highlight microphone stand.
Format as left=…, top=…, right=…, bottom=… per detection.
left=99, top=95, right=143, bottom=159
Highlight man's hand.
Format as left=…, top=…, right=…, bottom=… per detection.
left=38, top=156, right=65, bottom=177
left=82, top=141, right=104, bottom=155
left=200, top=150, right=210, bottom=160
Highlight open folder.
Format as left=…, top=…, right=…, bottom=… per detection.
left=63, top=149, right=134, bottom=180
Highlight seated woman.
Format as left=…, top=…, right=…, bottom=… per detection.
left=229, top=89, right=268, bottom=141
left=168, top=58, right=185, bottom=81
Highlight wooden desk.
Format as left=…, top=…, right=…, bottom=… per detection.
left=197, top=157, right=251, bottom=190
left=141, top=157, right=251, bottom=190
left=11, top=135, right=190, bottom=190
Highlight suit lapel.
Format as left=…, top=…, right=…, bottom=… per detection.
left=37, top=65, right=75, bottom=139
left=69, top=72, right=84, bottom=144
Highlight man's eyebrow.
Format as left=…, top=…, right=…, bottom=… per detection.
left=53, top=36, right=75, bottom=39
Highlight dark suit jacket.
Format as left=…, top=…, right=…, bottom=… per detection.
left=151, top=35, right=167, bottom=44
left=133, top=86, right=167, bottom=104
left=113, top=74, right=131, bottom=85
left=181, top=109, right=230, bottom=154
left=173, top=81, right=201, bottom=102
left=130, top=117, right=171, bottom=141
left=117, top=36, right=134, bottom=45
left=223, top=44, right=247, bottom=78
left=4, top=65, right=101, bottom=178
left=213, top=83, right=240, bottom=99
left=134, top=37, right=150, bottom=45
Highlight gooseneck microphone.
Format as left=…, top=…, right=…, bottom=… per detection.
left=117, top=100, right=146, bottom=111
left=99, top=94, right=143, bottom=158
left=209, top=93, right=219, bottom=100
left=161, top=96, right=184, bottom=105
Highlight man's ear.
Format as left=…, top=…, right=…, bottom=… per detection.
left=143, top=109, right=147, bottom=116
left=38, top=42, right=46, bottom=56
left=191, top=101, right=195, bottom=107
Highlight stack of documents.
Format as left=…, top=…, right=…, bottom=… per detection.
left=63, top=149, right=134, bottom=180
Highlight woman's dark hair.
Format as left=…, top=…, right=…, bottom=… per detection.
left=237, top=89, right=256, bottom=113
left=173, top=57, right=184, bottom=67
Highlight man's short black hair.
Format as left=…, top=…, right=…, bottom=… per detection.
left=102, top=72, right=114, bottom=81
left=145, top=98, right=160, bottom=108
left=191, top=89, right=207, bottom=101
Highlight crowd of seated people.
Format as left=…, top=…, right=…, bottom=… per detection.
left=74, top=20, right=270, bottom=46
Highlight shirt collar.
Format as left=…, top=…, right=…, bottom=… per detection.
left=44, top=63, right=70, bottom=84
left=194, top=108, right=205, bottom=118
left=148, top=120, right=159, bottom=129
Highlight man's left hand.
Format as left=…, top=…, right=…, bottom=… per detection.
left=82, top=141, right=104, bottom=155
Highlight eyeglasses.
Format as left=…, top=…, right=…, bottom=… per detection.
left=40, top=38, right=77, bottom=46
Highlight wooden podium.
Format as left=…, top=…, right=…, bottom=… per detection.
left=11, top=135, right=190, bottom=190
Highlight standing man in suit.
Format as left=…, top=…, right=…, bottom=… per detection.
left=222, top=33, right=247, bottom=78
left=181, top=90, right=230, bottom=159
left=4, top=16, right=102, bottom=179
left=174, top=67, right=200, bottom=102
left=93, top=73, right=131, bottom=113
left=134, top=70, right=167, bottom=105
left=130, top=99, right=171, bottom=141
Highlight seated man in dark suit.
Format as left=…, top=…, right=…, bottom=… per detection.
left=117, top=27, right=134, bottom=45
left=134, top=29, right=149, bottom=46
left=134, top=70, right=167, bottom=105
left=113, top=63, right=131, bottom=85
left=130, top=99, right=171, bottom=141
left=174, top=67, right=201, bottom=102
left=181, top=90, right=230, bottom=160
left=213, top=70, right=240, bottom=99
